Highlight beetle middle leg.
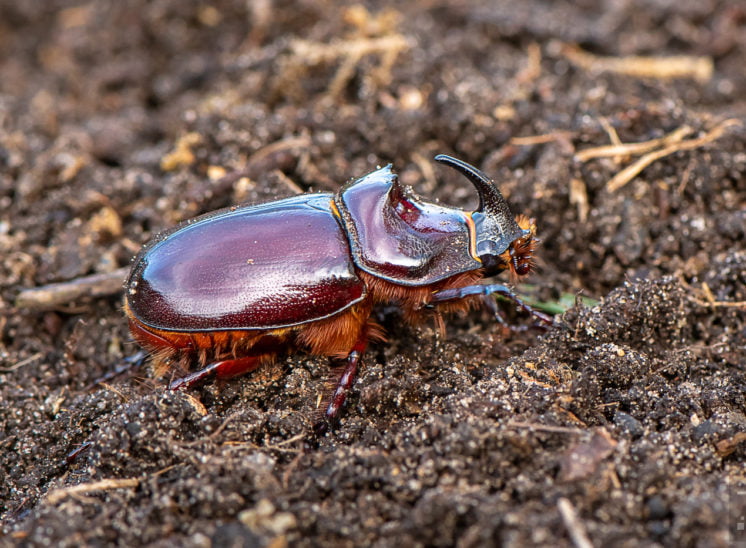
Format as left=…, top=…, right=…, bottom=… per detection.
left=430, top=283, right=555, bottom=326
left=314, top=326, right=369, bottom=436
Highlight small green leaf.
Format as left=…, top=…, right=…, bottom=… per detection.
left=498, top=284, right=600, bottom=315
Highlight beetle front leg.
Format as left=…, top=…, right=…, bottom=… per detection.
left=430, top=284, right=555, bottom=326
left=314, top=327, right=369, bottom=436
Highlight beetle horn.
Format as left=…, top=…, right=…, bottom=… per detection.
left=434, top=154, right=527, bottom=257
left=434, top=154, right=511, bottom=217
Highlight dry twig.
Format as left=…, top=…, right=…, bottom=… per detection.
left=510, top=131, right=575, bottom=146
left=516, top=42, right=542, bottom=84
left=46, top=478, right=140, bottom=504
left=0, top=352, right=43, bottom=372
left=558, top=498, right=595, bottom=548
left=575, top=119, right=740, bottom=192
left=682, top=279, right=746, bottom=310
left=575, top=125, right=693, bottom=163
left=506, top=421, right=585, bottom=435
left=273, top=7, right=409, bottom=102
left=246, top=135, right=312, bottom=169
left=569, top=178, right=589, bottom=223
left=606, top=120, right=739, bottom=192
left=15, top=267, right=128, bottom=311
left=289, top=34, right=409, bottom=100
left=561, top=43, right=713, bottom=83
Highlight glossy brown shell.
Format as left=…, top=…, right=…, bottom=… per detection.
left=125, top=195, right=366, bottom=332
left=334, top=165, right=481, bottom=286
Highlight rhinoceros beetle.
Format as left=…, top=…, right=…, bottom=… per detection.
left=125, top=154, right=546, bottom=434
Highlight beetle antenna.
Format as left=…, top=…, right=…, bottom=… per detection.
left=434, top=154, right=510, bottom=218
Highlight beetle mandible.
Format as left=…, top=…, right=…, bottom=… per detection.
left=125, top=155, right=544, bottom=433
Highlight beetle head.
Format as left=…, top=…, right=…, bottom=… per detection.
left=434, top=154, right=536, bottom=279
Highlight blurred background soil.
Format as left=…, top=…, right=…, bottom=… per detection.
left=1, top=1, right=745, bottom=546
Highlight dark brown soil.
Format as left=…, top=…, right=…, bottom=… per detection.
left=1, top=1, right=745, bottom=546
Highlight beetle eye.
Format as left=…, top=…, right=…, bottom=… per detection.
left=509, top=245, right=535, bottom=278
left=513, top=259, right=532, bottom=276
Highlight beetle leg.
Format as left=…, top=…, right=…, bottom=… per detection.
left=84, top=350, right=148, bottom=391
left=314, top=327, right=369, bottom=436
left=169, top=356, right=262, bottom=390
left=479, top=294, right=508, bottom=326
left=430, top=284, right=555, bottom=326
